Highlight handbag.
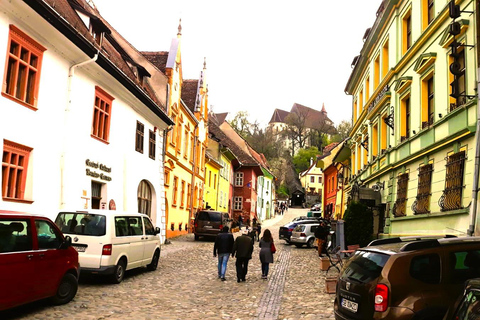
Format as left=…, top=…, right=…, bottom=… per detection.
left=270, top=241, right=276, bottom=254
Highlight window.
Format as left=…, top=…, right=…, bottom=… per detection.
left=213, top=174, right=217, bottom=189
left=208, top=171, right=212, bottom=187
left=219, top=191, right=223, bottom=207
left=366, top=76, right=370, bottom=101
left=450, top=48, right=466, bottom=111
left=172, top=176, right=178, bottom=206
left=3, top=25, right=46, bottom=109
left=190, top=135, right=194, bottom=162
left=180, top=180, right=185, bottom=207
left=382, top=40, right=389, bottom=78
left=176, top=122, right=182, bottom=154
left=374, top=56, right=380, bottom=89
left=187, top=183, right=191, bottom=208
left=2, top=140, right=32, bottom=201
left=235, top=172, right=244, bottom=186
left=92, top=86, right=114, bottom=143
left=149, top=130, right=155, bottom=160
left=183, top=129, right=189, bottom=158
left=403, top=10, right=412, bottom=54
left=381, top=114, right=388, bottom=152
left=353, top=100, right=357, bottom=121
left=372, top=123, right=378, bottom=158
left=318, top=176, right=322, bottom=184
left=170, top=114, right=177, bottom=146
left=412, top=164, right=433, bottom=214
left=401, top=96, right=411, bottom=140
left=91, top=181, right=103, bottom=209
left=114, top=217, right=142, bottom=237
left=422, top=75, right=434, bottom=128
left=137, top=180, right=152, bottom=216
left=450, top=250, right=480, bottom=284
left=165, top=170, right=170, bottom=186
left=393, top=172, right=409, bottom=217
left=0, top=219, right=31, bottom=253
left=135, top=121, right=144, bottom=153
left=423, top=0, right=435, bottom=28
left=310, top=176, right=315, bottom=183
left=410, top=254, right=441, bottom=284
left=453, top=286, right=480, bottom=319
left=36, top=220, right=61, bottom=249
left=439, top=150, right=466, bottom=211
left=143, top=217, right=155, bottom=236
left=234, top=196, right=243, bottom=210
left=359, top=90, right=364, bottom=114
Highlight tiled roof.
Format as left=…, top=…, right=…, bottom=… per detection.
left=290, top=103, right=336, bottom=134
left=323, top=142, right=340, bottom=153
left=141, top=51, right=169, bottom=74
left=269, top=108, right=290, bottom=124
left=35, top=0, right=169, bottom=116
left=215, top=112, right=228, bottom=124
left=181, top=80, right=199, bottom=113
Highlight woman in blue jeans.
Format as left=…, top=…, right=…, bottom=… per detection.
left=259, top=229, right=274, bottom=279
left=213, top=226, right=234, bottom=281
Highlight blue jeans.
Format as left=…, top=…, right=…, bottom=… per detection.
left=262, top=263, right=270, bottom=277
left=217, top=253, right=230, bottom=278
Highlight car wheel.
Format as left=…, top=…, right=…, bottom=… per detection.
left=147, top=249, right=160, bottom=271
left=111, top=259, right=126, bottom=284
left=194, top=234, right=199, bottom=241
left=51, top=273, right=78, bottom=305
left=295, top=244, right=303, bottom=248
left=307, top=238, right=315, bottom=248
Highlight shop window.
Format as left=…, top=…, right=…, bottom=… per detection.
left=2, top=25, right=46, bottom=110
left=2, top=140, right=32, bottom=201
left=91, top=87, right=114, bottom=143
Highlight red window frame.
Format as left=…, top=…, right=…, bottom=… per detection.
left=2, top=25, right=46, bottom=110
left=91, top=86, right=114, bottom=143
left=2, top=140, right=33, bottom=202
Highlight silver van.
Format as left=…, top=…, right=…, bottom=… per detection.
left=290, top=222, right=320, bottom=248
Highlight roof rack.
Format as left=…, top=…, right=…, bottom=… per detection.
left=400, top=239, right=440, bottom=252
left=368, top=235, right=457, bottom=247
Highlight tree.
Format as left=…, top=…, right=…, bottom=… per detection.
left=336, top=120, right=352, bottom=141
left=343, top=201, right=374, bottom=247
left=228, top=111, right=252, bottom=139
left=247, top=126, right=285, bottom=160
left=282, top=108, right=310, bottom=155
left=292, top=147, right=319, bottom=173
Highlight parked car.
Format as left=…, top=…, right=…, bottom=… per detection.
left=194, top=210, right=231, bottom=240
left=279, top=219, right=320, bottom=243
left=311, top=203, right=322, bottom=211
left=55, top=210, right=161, bottom=284
left=290, top=222, right=320, bottom=248
left=0, top=210, right=79, bottom=311
left=443, top=278, right=480, bottom=320
left=334, top=235, right=480, bottom=320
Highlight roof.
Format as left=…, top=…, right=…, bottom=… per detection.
left=27, top=0, right=172, bottom=125
left=181, top=80, right=199, bottom=113
left=323, top=142, right=339, bottom=153
left=141, top=51, right=169, bottom=74
left=269, top=108, right=290, bottom=123
left=215, top=112, right=228, bottom=124
left=290, top=103, right=337, bottom=134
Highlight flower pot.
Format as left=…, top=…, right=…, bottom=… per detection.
left=325, top=276, right=338, bottom=294
left=320, top=257, right=330, bottom=271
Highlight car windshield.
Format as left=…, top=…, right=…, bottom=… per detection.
left=55, top=212, right=106, bottom=236
left=208, top=212, right=222, bottom=222
left=340, top=250, right=390, bottom=284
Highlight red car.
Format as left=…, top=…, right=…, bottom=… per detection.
left=0, top=210, right=79, bottom=311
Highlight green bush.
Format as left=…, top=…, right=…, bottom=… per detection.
left=343, top=201, right=373, bottom=247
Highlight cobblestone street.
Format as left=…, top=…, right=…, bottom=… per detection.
left=2, top=208, right=336, bottom=320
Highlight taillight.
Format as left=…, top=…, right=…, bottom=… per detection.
left=300, top=233, right=306, bottom=237
left=374, top=284, right=388, bottom=312
left=219, top=224, right=223, bottom=230
left=102, top=244, right=112, bottom=256
left=288, top=228, right=293, bottom=232
left=194, top=223, right=198, bottom=228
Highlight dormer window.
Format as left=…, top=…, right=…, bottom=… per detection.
left=89, top=18, right=109, bottom=46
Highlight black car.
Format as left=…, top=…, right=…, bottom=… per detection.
left=443, top=278, right=480, bottom=320
left=279, top=219, right=322, bottom=243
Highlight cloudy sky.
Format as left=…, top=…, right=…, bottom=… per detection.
left=93, top=0, right=382, bottom=127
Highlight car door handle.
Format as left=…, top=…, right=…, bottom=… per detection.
left=39, top=253, right=45, bottom=258
left=27, top=254, right=34, bottom=260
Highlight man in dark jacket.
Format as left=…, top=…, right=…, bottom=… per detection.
left=232, top=229, right=254, bottom=282
left=213, top=226, right=234, bottom=281
left=314, top=221, right=329, bottom=257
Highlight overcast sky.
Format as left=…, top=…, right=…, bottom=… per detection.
left=93, top=0, right=382, bottom=128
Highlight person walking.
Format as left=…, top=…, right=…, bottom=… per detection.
left=213, top=226, right=234, bottom=281
left=259, top=229, right=275, bottom=280
left=237, top=214, right=243, bottom=230
left=232, top=229, right=254, bottom=282
left=314, top=220, right=329, bottom=257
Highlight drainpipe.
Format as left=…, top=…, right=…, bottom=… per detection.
left=60, top=52, right=99, bottom=208
left=469, top=4, right=480, bottom=236
left=189, top=124, right=199, bottom=232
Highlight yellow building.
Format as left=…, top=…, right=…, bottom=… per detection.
left=142, top=23, right=208, bottom=238
left=299, top=158, right=323, bottom=206
left=204, top=152, right=221, bottom=210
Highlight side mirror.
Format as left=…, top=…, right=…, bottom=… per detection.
left=154, top=227, right=161, bottom=235
left=61, top=235, right=72, bottom=249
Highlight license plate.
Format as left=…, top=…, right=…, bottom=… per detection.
left=341, top=298, right=358, bottom=313
left=204, top=226, right=212, bottom=229
left=73, top=246, right=86, bottom=252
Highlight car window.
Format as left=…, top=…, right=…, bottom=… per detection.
left=208, top=212, right=221, bottom=222
left=36, top=220, right=62, bottom=250
left=143, top=217, right=155, bottom=236
left=128, top=217, right=143, bottom=235
left=311, top=225, right=318, bottom=233
left=410, top=254, right=441, bottom=284
left=115, top=217, right=129, bottom=237
left=0, top=219, right=32, bottom=253
left=453, top=289, right=480, bottom=320
left=294, top=225, right=305, bottom=232
left=197, top=211, right=210, bottom=221
left=450, top=250, right=480, bottom=283
left=341, top=251, right=389, bottom=283
left=55, top=212, right=106, bottom=236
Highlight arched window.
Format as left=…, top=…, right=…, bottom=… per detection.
left=138, top=180, right=152, bottom=216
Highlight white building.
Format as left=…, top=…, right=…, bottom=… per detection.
left=0, top=0, right=173, bottom=242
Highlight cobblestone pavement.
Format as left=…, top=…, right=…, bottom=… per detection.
left=1, top=208, right=337, bottom=320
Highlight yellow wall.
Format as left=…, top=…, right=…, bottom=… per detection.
left=218, top=153, right=232, bottom=213
left=204, top=161, right=219, bottom=210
